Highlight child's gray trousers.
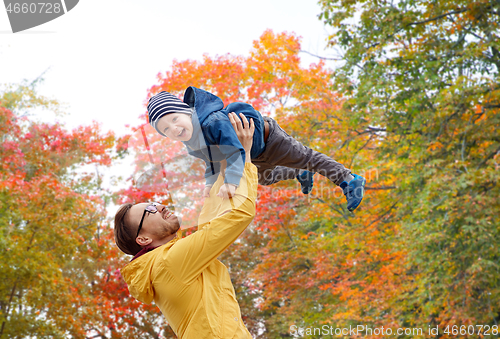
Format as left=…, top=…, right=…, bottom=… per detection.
left=253, top=116, right=352, bottom=187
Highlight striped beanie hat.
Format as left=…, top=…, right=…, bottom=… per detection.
left=148, top=91, right=193, bottom=136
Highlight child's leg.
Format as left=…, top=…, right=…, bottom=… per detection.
left=254, top=117, right=352, bottom=186
left=255, top=163, right=301, bottom=186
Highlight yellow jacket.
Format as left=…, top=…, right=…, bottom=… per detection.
left=121, top=163, right=257, bottom=338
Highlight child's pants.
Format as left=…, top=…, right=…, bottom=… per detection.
left=253, top=116, right=352, bottom=187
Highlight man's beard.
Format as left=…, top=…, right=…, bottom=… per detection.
left=163, top=216, right=181, bottom=237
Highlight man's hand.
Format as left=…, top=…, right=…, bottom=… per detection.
left=228, top=112, right=254, bottom=163
left=216, top=183, right=237, bottom=199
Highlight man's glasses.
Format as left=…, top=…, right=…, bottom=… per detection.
left=136, top=202, right=160, bottom=238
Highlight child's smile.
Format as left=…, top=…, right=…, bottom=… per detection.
left=157, top=113, right=193, bottom=141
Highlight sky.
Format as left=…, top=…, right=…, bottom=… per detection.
left=0, top=0, right=336, bottom=136
left=0, top=0, right=338, bottom=220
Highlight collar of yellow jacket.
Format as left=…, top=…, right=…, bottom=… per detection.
left=130, top=230, right=183, bottom=262
left=120, top=230, right=183, bottom=305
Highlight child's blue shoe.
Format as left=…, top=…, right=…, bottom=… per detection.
left=297, top=170, right=314, bottom=194
left=340, top=173, right=366, bottom=211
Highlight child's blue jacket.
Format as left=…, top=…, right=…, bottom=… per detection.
left=182, top=87, right=265, bottom=186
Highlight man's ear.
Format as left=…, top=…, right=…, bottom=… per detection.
left=136, top=235, right=153, bottom=247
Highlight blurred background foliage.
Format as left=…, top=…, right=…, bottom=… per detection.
left=1, top=0, right=499, bottom=337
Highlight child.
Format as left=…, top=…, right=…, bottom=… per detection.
left=148, top=87, right=366, bottom=211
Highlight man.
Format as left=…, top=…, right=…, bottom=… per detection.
left=114, top=112, right=257, bottom=338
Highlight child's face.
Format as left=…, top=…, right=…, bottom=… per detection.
left=156, top=113, right=193, bottom=141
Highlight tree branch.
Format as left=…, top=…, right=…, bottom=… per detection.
left=348, top=135, right=374, bottom=169
left=315, top=198, right=353, bottom=225
left=406, top=9, right=468, bottom=27
left=365, top=186, right=396, bottom=190
left=476, top=144, right=500, bottom=169
left=299, top=49, right=344, bottom=61
left=354, top=126, right=387, bottom=136
left=0, top=278, right=19, bottom=337
left=484, top=103, right=500, bottom=109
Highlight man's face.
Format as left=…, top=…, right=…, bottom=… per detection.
left=156, top=113, right=193, bottom=141
left=128, top=202, right=180, bottom=242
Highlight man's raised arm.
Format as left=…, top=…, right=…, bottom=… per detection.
left=166, top=113, right=258, bottom=284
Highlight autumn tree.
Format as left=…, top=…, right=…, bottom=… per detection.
left=319, top=0, right=500, bottom=333
left=0, top=81, right=132, bottom=338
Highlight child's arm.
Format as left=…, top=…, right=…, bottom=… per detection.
left=217, top=113, right=253, bottom=199
left=205, top=116, right=246, bottom=188
left=186, top=147, right=221, bottom=190
left=200, top=150, right=220, bottom=198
